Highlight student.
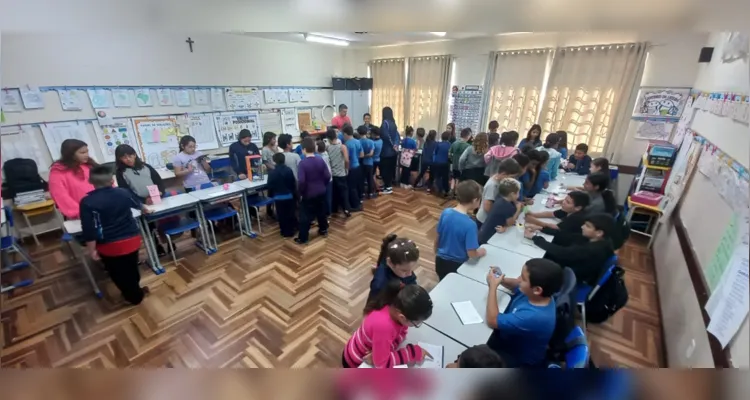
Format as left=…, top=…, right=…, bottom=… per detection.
left=525, top=191, right=590, bottom=247
left=358, top=126, right=376, bottom=199
left=488, top=120, right=500, bottom=135
left=371, top=127, right=383, bottom=188
left=565, top=143, right=592, bottom=175
left=367, top=234, right=419, bottom=303
left=316, top=140, right=334, bottom=215
left=485, top=130, right=520, bottom=177
left=434, top=180, right=487, bottom=280
left=399, top=126, right=418, bottom=188
left=449, top=128, right=472, bottom=188
left=229, top=129, right=262, bottom=179
left=277, top=134, right=301, bottom=181
left=446, top=344, right=505, bottom=368
left=415, top=127, right=426, bottom=151
left=584, top=172, right=617, bottom=215
left=446, top=122, right=457, bottom=143
left=526, top=151, right=551, bottom=198
left=432, top=131, right=453, bottom=196
left=518, top=149, right=542, bottom=201
left=556, top=130, right=569, bottom=160
left=518, top=124, right=543, bottom=150
left=358, top=112, right=373, bottom=135
left=267, top=153, right=298, bottom=238
left=590, top=157, right=610, bottom=174
left=49, top=139, right=98, bottom=219
left=296, top=138, right=331, bottom=244
left=343, top=125, right=364, bottom=207
left=512, top=153, right=531, bottom=202
left=414, top=129, right=437, bottom=191
left=485, top=258, right=563, bottom=368
left=172, top=135, right=211, bottom=190
left=536, top=132, right=562, bottom=181
left=293, top=131, right=310, bottom=158
left=343, top=283, right=433, bottom=368
left=525, top=213, right=615, bottom=286
left=261, top=131, right=279, bottom=171
left=478, top=178, right=523, bottom=245
left=476, top=159, right=523, bottom=228
left=379, top=107, right=401, bottom=194
left=80, top=165, right=151, bottom=305
left=326, top=128, right=351, bottom=217
left=331, top=104, right=353, bottom=130
left=458, top=132, right=489, bottom=185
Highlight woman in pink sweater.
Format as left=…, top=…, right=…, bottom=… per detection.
left=49, top=139, right=98, bottom=219
left=343, top=282, right=433, bottom=368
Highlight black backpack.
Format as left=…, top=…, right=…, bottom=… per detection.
left=2, top=158, right=48, bottom=199
left=610, top=208, right=631, bottom=250
left=585, top=265, right=628, bottom=323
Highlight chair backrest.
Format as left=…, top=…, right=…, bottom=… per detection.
left=589, top=255, right=618, bottom=300
left=166, top=163, right=174, bottom=171
left=210, top=157, right=231, bottom=169
left=196, top=182, right=215, bottom=190
left=556, top=267, right=577, bottom=303
left=564, top=326, right=590, bottom=368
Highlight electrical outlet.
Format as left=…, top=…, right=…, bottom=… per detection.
left=686, top=339, right=696, bottom=359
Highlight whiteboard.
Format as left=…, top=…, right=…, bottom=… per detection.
left=40, top=121, right=90, bottom=161
left=132, top=116, right=180, bottom=169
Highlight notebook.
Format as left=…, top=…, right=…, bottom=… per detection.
left=451, top=301, right=484, bottom=325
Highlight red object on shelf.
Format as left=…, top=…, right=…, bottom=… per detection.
left=631, top=191, right=663, bottom=207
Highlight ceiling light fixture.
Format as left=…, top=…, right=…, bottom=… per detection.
left=430, top=32, right=447, bottom=37
left=304, top=33, right=349, bottom=46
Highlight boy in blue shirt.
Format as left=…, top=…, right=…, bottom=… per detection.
left=565, top=143, right=592, bottom=175
left=293, top=131, right=309, bottom=158
left=485, top=258, right=563, bottom=367
left=478, top=178, right=523, bottom=245
left=371, top=127, right=383, bottom=191
left=358, top=126, right=377, bottom=199
left=434, top=180, right=487, bottom=280
left=343, top=125, right=364, bottom=209
left=433, top=131, right=453, bottom=196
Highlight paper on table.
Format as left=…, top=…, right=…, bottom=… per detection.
left=416, top=342, right=444, bottom=369
left=358, top=362, right=408, bottom=368
left=451, top=301, right=483, bottom=325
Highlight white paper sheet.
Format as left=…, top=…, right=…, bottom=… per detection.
left=57, top=89, right=84, bottom=111
left=451, top=301, right=483, bottom=325
left=20, top=86, right=45, bottom=109
left=175, top=89, right=191, bottom=107
left=358, top=362, right=408, bottom=368
left=416, top=342, right=444, bottom=369
left=112, top=89, right=132, bottom=108
left=194, top=89, right=210, bottom=105
left=135, top=89, right=154, bottom=107
left=1, top=89, right=24, bottom=112
left=211, top=88, right=226, bottom=110
left=87, top=88, right=113, bottom=109
left=156, top=88, right=173, bottom=106
left=706, top=246, right=749, bottom=348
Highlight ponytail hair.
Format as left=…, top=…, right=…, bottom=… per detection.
left=602, top=189, right=617, bottom=215
left=364, top=281, right=433, bottom=322
left=179, top=135, right=196, bottom=152
left=592, top=157, right=610, bottom=171
left=376, top=234, right=420, bottom=267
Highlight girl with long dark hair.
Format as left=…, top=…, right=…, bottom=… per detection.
left=49, top=139, right=99, bottom=219
left=378, top=106, right=401, bottom=194
left=518, top=124, right=542, bottom=149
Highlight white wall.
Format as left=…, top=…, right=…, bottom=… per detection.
left=654, top=32, right=750, bottom=369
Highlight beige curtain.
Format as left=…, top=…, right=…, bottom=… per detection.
left=370, top=58, right=406, bottom=127
left=486, top=50, right=550, bottom=133
left=540, top=43, right=647, bottom=156
left=406, top=55, right=452, bottom=130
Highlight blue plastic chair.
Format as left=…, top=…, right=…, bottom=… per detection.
left=563, top=326, right=590, bottom=368
left=576, top=255, right=618, bottom=330
left=156, top=191, right=203, bottom=266
left=1, top=207, right=39, bottom=293
left=196, top=182, right=244, bottom=248
left=210, top=157, right=231, bottom=183
left=246, top=196, right=275, bottom=234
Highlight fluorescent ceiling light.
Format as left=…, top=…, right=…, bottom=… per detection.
left=430, top=32, right=447, bottom=37
left=304, top=34, right=349, bottom=46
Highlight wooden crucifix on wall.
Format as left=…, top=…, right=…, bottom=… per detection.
left=186, top=37, right=195, bottom=53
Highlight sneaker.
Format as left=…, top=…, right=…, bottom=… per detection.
left=294, top=238, right=308, bottom=245
left=318, top=230, right=328, bottom=237
left=344, top=210, right=352, bottom=218
left=382, top=188, right=393, bottom=194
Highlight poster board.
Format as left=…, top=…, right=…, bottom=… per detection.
left=213, top=111, right=261, bottom=146
left=132, top=116, right=180, bottom=169
left=632, top=87, right=691, bottom=119
left=660, top=131, right=701, bottom=219
left=40, top=121, right=90, bottom=161
left=185, top=113, right=220, bottom=151
left=92, top=119, right=141, bottom=162
left=225, top=87, right=262, bottom=111
left=633, top=120, right=674, bottom=140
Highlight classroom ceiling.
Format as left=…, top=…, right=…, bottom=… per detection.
left=235, top=32, right=505, bottom=48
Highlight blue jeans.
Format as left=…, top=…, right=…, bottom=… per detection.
left=326, top=181, right=333, bottom=216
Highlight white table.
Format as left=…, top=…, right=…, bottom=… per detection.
left=234, top=176, right=268, bottom=191
left=424, top=273, right=511, bottom=348
left=63, top=209, right=142, bottom=235
left=143, top=193, right=202, bottom=272
left=487, top=225, right=551, bottom=259
left=457, top=245, right=529, bottom=285
left=404, top=323, right=467, bottom=367
left=157, top=169, right=176, bottom=180
left=187, top=183, right=254, bottom=244
left=234, top=177, right=269, bottom=235
left=552, top=172, right=587, bottom=189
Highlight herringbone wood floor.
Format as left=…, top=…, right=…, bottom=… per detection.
left=0, top=188, right=665, bottom=368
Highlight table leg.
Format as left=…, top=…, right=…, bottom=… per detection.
left=22, top=213, right=40, bottom=247
left=239, top=192, right=258, bottom=238
left=73, top=241, right=102, bottom=298
left=138, top=217, right=165, bottom=274
left=194, top=202, right=215, bottom=254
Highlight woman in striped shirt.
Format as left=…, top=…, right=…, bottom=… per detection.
left=342, top=282, right=433, bottom=368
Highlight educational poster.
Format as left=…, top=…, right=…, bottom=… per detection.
left=40, top=121, right=90, bottom=161
left=57, top=89, right=84, bottom=111
left=194, top=89, right=209, bottom=105
left=263, top=89, right=277, bottom=104
left=696, top=139, right=750, bottom=213
left=1, top=126, right=51, bottom=172
left=289, top=89, right=310, bottom=103
left=281, top=108, right=299, bottom=135
left=20, top=86, right=45, bottom=109
left=132, top=116, right=180, bottom=169
left=112, top=89, right=132, bottom=107
left=156, top=88, right=173, bottom=106
left=632, top=87, right=691, bottom=119
left=93, top=119, right=140, bottom=162
left=225, top=87, right=262, bottom=111
left=210, top=88, right=225, bottom=110
left=660, top=132, right=701, bottom=219
left=175, top=89, right=191, bottom=107
left=213, top=111, right=261, bottom=145
left=187, top=114, right=220, bottom=150
left=297, top=109, right=313, bottom=132
left=87, top=88, right=113, bottom=109
left=634, top=120, right=674, bottom=140
left=275, top=89, right=289, bottom=104
left=1, top=89, right=23, bottom=112
left=135, top=88, right=154, bottom=107
left=672, top=96, right=696, bottom=146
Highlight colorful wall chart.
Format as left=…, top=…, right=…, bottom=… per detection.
left=135, top=89, right=154, bottom=107
left=213, top=112, right=261, bottom=145
left=132, top=116, right=180, bottom=169
left=632, top=87, right=691, bottom=119
left=225, top=87, right=262, bottom=111
left=93, top=119, right=140, bottom=162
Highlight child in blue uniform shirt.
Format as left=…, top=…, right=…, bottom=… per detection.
left=293, top=131, right=309, bottom=158
left=399, top=127, right=418, bottom=187
left=267, top=152, right=298, bottom=237
left=367, top=234, right=419, bottom=303
left=432, top=131, right=453, bottom=196
left=358, top=126, right=376, bottom=199
left=343, top=126, right=364, bottom=208
left=527, top=151, right=551, bottom=198
left=371, top=127, right=383, bottom=188
left=485, top=258, right=563, bottom=367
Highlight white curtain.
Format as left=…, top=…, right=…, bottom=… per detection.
left=539, top=43, right=647, bottom=156
left=486, top=50, right=550, bottom=133
left=406, top=55, right=452, bottom=130
left=370, top=58, right=406, bottom=127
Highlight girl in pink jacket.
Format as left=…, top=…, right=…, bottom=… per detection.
left=49, top=139, right=98, bottom=219
left=484, top=130, right=520, bottom=176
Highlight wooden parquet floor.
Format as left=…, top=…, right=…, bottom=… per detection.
left=0, top=188, right=665, bottom=368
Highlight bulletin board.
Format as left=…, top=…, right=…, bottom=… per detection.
left=132, top=116, right=180, bottom=169
left=213, top=111, right=261, bottom=146
left=92, top=119, right=141, bottom=162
